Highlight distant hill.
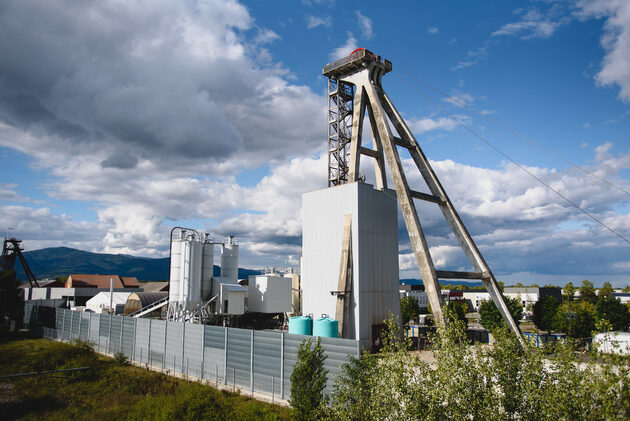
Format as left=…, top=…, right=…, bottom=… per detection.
left=399, top=278, right=484, bottom=288
left=17, top=246, right=261, bottom=282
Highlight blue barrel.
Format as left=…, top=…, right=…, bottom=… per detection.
left=313, top=317, right=338, bottom=338
left=289, top=316, right=312, bottom=335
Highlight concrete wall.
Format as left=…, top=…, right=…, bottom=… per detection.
left=302, top=182, right=400, bottom=346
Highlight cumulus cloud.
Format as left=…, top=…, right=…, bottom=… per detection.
left=492, top=8, right=567, bottom=39
left=356, top=11, right=373, bottom=39
left=427, top=26, right=439, bottom=35
left=577, top=0, right=630, bottom=102
left=329, top=33, right=358, bottom=61
left=0, top=0, right=325, bottom=174
left=307, top=15, right=331, bottom=29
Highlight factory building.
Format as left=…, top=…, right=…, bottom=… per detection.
left=302, top=182, right=400, bottom=347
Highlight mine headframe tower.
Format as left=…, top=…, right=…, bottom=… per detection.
left=323, top=49, right=522, bottom=339
left=1, top=238, right=39, bottom=287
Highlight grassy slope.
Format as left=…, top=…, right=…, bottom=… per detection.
left=0, top=330, right=290, bottom=421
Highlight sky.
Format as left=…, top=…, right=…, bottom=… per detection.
left=0, top=0, right=629, bottom=286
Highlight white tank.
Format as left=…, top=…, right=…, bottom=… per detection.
left=201, top=241, right=214, bottom=300
left=221, top=236, right=239, bottom=282
left=169, top=237, right=183, bottom=305
left=180, top=237, right=203, bottom=308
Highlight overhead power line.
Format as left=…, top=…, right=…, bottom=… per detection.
left=393, top=72, right=630, bottom=246
left=398, top=68, right=630, bottom=196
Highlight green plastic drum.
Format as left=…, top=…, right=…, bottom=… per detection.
left=288, top=316, right=312, bottom=335
left=313, top=317, right=338, bottom=338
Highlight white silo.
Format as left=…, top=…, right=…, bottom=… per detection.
left=169, top=231, right=184, bottom=306
left=179, top=235, right=202, bottom=308
left=201, top=238, right=214, bottom=301
left=220, top=236, right=239, bottom=282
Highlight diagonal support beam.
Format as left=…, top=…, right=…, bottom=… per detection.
left=335, top=214, right=353, bottom=338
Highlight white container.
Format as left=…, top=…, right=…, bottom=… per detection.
left=201, top=242, right=214, bottom=300
left=221, top=237, right=239, bottom=282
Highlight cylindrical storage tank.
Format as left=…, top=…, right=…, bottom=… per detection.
left=221, top=236, right=239, bottom=282
left=313, top=317, right=338, bottom=338
left=289, top=316, right=312, bottom=335
left=169, top=237, right=183, bottom=305
left=180, top=237, right=203, bottom=307
left=201, top=242, right=214, bottom=301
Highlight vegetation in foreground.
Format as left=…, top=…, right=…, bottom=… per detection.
left=291, top=316, right=630, bottom=421
left=0, top=329, right=290, bottom=421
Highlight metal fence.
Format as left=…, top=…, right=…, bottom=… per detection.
left=23, top=303, right=360, bottom=402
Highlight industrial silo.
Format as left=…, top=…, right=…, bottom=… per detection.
left=201, top=237, right=214, bottom=301
left=220, top=236, right=239, bottom=282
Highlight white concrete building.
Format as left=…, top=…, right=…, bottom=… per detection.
left=86, top=292, right=132, bottom=314
left=247, top=275, right=292, bottom=313
left=302, top=182, right=400, bottom=347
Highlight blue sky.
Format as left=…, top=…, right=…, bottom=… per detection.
left=0, top=0, right=628, bottom=286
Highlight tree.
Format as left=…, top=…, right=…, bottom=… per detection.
left=532, top=295, right=560, bottom=332
left=400, top=295, right=420, bottom=325
left=563, top=282, right=576, bottom=303
left=289, top=337, right=328, bottom=420
left=479, top=296, right=523, bottom=332
left=443, top=300, right=468, bottom=327
left=597, top=281, right=613, bottom=299
left=594, top=296, right=630, bottom=332
left=555, top=301, right=595, bottom=338
left=578, top=280, right=597, bottom=305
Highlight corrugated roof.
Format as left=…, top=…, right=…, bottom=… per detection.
left=140, top=281, right=169, bottom=292
left=66, top=274, right=139, bottom=288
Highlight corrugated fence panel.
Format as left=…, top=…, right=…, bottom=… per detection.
left=109, top=315, right=123, bottom=353
left=88, top=313, right=99, bottom=345
left=226, top=328, right=251, bottom=390
left=55, top=309, right=64, bottom=340
left=63, top=309, right=73, bottom=341
left=70, top=311, right=81, bottom=340
left=79, top=312, right=90, bottom=341
left=165, top=321, right=183, bottom=372
left=121, top=317, right=135, bottom=357
left=98, top=314, right=111, bottom=352
left=149, top=319, right=166, bottom=367
left=184, top=323, right=204, bottom=378
left=320, top=336, right=359, bottom=393
left=253, top=330, right=282, bottom=397
left=203, top=325, right=225, bottom=382
left=135, top=318, right=151, bottom=363
left=282, top=332, right=312, bottom=399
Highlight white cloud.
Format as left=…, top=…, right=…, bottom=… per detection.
left=427, top=26, right=439, bottom=35
left=407, top=117, right=458, bottom=134
left=577, top=0, right=630, bottom=102
left=452, top=46, right=489, bottom=70
left=356, top=11, right=373, bottom=39
left=329, top=33, right=358, bottom=61
left=306, top=15, right=332, bottom=29
left=492, top=8, right=567, bottom=39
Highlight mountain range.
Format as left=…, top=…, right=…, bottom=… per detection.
left=16, top=246, right=261, bottom=282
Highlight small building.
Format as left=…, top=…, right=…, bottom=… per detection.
left=123, top=291, right=168, bottom=316
left=66, top=274, right=140, bottom=289
left=247, top=275, right=292, bottom=313
left=399, top=285, right=429, bottom=309
left=212, top=277, right=246, bottom=315
left=86, top=292, right=132, bottom=314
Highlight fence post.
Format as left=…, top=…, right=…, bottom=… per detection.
left=223, top=327, right=228, bottom=385
left=250, top=330, right=254, bottom=394
left=181, top=322, right=186, bottom=375
left=132, top=318, right=137, bottom=361
left=148, top=318, right=152, bottom=365
left=97, top=313, right=102, bottom=351
left=119, top=317, right=123, bottom=353
left=78, top=313, right=82, bottom=340
left=201, top=325, right=205, bottom=380
left=87, top=312, right=91, bottom=342
left=280, top=332, right=284, bottom=399
left=216, top=364, right=218, bottom=387
left=69, top=310, right=74, bottom=341
left=272, top=376, right=275, bottom=403
left=108, top=313, right=113, bottom=354
left=163, top=321, right=168, bottom=370
left=62, top=310, right=66, bottom=341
